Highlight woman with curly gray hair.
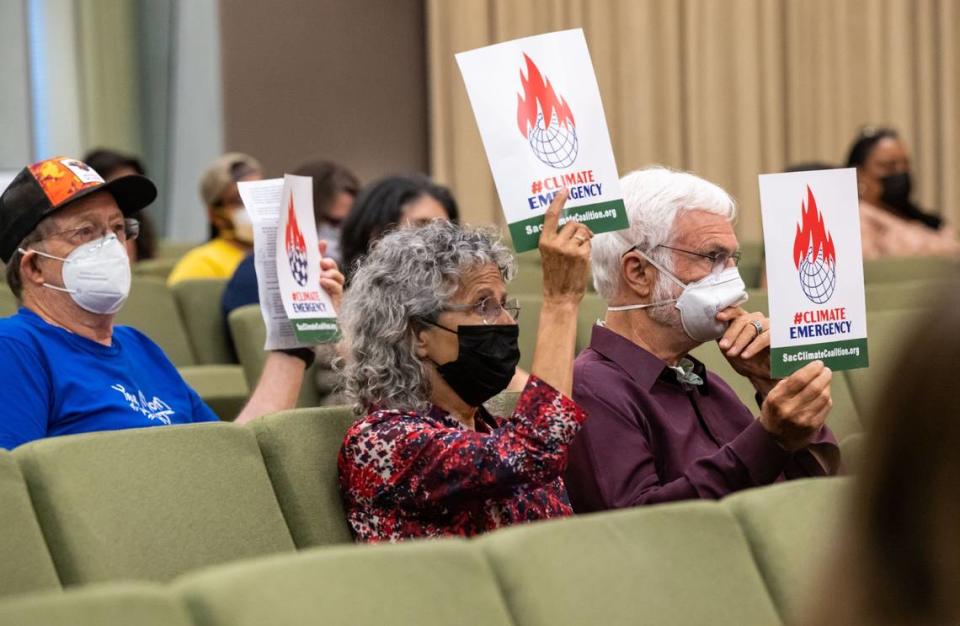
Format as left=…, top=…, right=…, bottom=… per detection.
left=338, top=190, right=592, bottom=542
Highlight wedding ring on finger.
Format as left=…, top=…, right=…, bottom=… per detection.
left=751, top=320, right=765, bottom=336
left=573, top=234, right=588, bottom=244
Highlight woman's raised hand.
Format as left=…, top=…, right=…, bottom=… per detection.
left=538, top=189, right=592, bottom=304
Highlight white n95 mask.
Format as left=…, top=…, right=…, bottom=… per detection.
left=22, top=234, right=132, bottom=315
left=608, top=249, right=748, bottom=343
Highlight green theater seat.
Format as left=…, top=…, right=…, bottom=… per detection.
left=723, top=477, right=851, bottom=625
left=0, top=583, right=189, bottom=626
left=174, top=541, right=514, bottom=626
left=251, top=407, right=357, bottom=548
left=13, top=423, right=295, bottom=585
left=171, top=279, right=236, bottom=365
left=0, top=288, right=16, bottom=317
left=846, top=308, right=928, bottom=424
left=516, top=294, right=544, bottom=372
left=863, top=255, right=960, bottom=283
left=228, top=305, right=322, bottom=407
left=179, top=365, right=249, bottom=422
left=479, top=501, right=781, bottom=626
left=0, top=452, right=60, bottom=598
left=115, top=277, right=195, bottom=367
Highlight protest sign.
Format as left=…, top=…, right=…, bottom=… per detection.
left=238, top=174, right=338, bottom=350
left=758, top=168, right=869, bottom=377
left=456, top=28, right=628, bottom=251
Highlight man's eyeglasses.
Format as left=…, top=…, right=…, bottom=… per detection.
left=443, top=296, right=521, bottom=324
left=657, top=244, right=741, bottom=270
left=43, top=218, right=140, bottom=247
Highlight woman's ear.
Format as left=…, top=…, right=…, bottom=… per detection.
left=411, top=323, right=431, bottom=359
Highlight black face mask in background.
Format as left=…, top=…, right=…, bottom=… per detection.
left=879, top=172, right=943, bottom=230
left=425, top=323, right=521, bottom=408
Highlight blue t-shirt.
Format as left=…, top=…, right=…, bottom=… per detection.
left=0, top=308, right=219, bottom=450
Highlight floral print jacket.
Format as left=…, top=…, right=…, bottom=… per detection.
left=338, top=375, right=587, bottom=542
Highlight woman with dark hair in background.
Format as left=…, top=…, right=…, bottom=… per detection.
left=83, top=148, right=158, bottom=262
left=808, top=281, right=960, bottom=625
left=845, top=127, right=959, bottom=259
left=292, top=159, right=360, bottom=267
left=340, top=174, right=459, bottom=283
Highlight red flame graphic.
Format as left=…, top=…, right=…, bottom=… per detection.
left=792, top=186, right=837, bottom=269
left=516, top=53, right=575, bottom=139
left=284, top=195, right=306, bottom=255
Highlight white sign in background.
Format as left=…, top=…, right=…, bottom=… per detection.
left=758, top=168, right=869, bottom=377
left=456, top=28, right=627, bottom=251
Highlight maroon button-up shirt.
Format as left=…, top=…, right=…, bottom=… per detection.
left=339, top=375, right=587, bottom=542
left=565, top=325, right=839, bottom=513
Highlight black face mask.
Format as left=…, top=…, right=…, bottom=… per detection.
left=880, top=172, right=912, bottom=210
left=426, top=323, right=520, bottom=407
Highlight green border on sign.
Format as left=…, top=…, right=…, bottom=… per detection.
left=291, top=318, right=340, bottom=343
left=508, top=199, right=628, bottom=252
left=771, top=337, right=869, bottom=378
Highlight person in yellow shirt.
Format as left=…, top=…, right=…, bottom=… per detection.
left=167, top=153, right=262, bottom=285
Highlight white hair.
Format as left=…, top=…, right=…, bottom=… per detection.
left=591, top=166, right=737, bottom=300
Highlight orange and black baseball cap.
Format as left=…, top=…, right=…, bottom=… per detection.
left=0, top=156, right=157, bottom=262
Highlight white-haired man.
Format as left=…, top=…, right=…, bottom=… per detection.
left=565, top=167, right=839, bottom=512
left=0, top=156, right=342, bottom=450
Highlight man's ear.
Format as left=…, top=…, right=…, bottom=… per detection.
left=19, top=250, right=46, bottom=288
left=620, top=251, right=656, bottom=300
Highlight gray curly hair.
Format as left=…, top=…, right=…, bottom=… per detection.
left=339, top=220, right=516, bottom=413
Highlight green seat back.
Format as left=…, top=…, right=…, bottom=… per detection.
left=744, top=287, right=769, bottom=315
left=228, top=305, right=322, bottom=407
left=251, top=408, right=357, bottom=548
left=723, top=477, right=851, bottom=625
left=845, top=308, right=928, bottom=423
left=155, top=240, right=196, bottom=260
left=0, top=584, right=190, bottom=626
left=479, top=502, right=781, bottom=626
left=510, top=254, right=543, bottom=295
left=172, top=279, right=236, bottom=365
left=576, top=293, right=606, bottom=352
left=863, top=256, right=959, bottom=283
left=739, top=241, right=765, bottom=289
left=516, top=294, right=544, bottom=372
left=178, top=365, right=249, bottom=422
left=132, top=257, right=178, bottom=279
left=839, top=433, right=866, bottom=474
left=0, top=287, right=16, bottom=317
left=865, top=278, right=947, bottom=311
left=13, top=423, right=295, bottom=585
left=0, top=452, right=60, bottom=598
left=690, top=340, right=863, bottom=442
left=175, top=541, right=514, bottom=626
left=115, top=277, right=195, bottom=367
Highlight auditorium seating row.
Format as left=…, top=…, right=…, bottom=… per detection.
left=0, top=402, right=849, bottom=624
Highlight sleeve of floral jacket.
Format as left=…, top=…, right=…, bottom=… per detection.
left=339, top=375, right=586, bottom=511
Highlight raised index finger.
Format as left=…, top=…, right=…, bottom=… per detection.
left=540, top=188, right=569, bottom=243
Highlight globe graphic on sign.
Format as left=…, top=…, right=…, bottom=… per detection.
left=528, top=111, right=579, bottom=169
left=797, top=245, right=836, bottom=304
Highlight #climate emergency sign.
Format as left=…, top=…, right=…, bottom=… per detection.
left=456, top=28, right=628, bottom=252
left=759, top=168, right=869, bottom=377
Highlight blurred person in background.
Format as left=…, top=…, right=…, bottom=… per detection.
left=340, top=174, right=459, bottom=283
left=83, top=148, right=157, bottom=262
left=220, top=159, right=359, bottom=406
left=221, top=158, right=359, bottom=321
left=293, top=159, right=360, bottom=267
left=808, top=282, right=960, bottom=626
left=167, top=153, right=262, bottom=285
left=845, top=126, right=960, bottom=259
